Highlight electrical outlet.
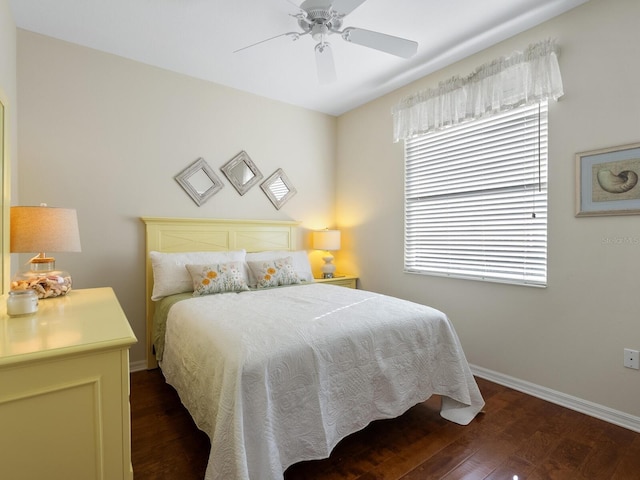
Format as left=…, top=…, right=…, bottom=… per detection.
left=624, top=348, right=640, bottom=369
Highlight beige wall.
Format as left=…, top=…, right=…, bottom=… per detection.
left=337, top=0, right=640, bottom=419
left=16, top=31, right=337, bottom=363
left=13, top=0, right=640, bottom=423
left=0, top=0, right=16, bottom=293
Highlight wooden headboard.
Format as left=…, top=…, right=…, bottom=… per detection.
left=141, top=217, right=300, bottom=369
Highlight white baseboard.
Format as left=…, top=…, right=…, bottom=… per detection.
left=471, top=364, right=640, bottom=433
left=129, top=359, right=147, bottom=373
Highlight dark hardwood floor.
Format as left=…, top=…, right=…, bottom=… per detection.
left=131, top=369, right=640, bottom=479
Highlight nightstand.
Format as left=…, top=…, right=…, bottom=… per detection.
left=314, top=274, right=358, bottom=289
left=0, top=287, right=137, bottom=480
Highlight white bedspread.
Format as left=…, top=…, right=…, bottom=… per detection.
left=160, top=283, right=484, bottom=480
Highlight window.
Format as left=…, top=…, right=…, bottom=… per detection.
left=404, top=102, right=548, bottom=287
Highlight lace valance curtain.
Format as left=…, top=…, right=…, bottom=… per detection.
left=392, top=40, right=564, bottom=142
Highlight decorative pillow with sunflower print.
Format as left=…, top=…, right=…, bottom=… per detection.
left=246, top=257, right=301, bottom=289
left=186, top=261, right=250, bottom=296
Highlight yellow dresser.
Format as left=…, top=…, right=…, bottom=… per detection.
left=0, top=287, right=137, bottom=480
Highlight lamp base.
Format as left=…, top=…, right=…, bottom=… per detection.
left=321, top=253, right=336, bottom=279
left=11, top=259, right=73, bottom=299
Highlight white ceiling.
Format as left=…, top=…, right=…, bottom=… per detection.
left=9, top=0, right=588, bottom=116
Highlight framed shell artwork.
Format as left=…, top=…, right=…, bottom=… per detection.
left=575, top=143, right=640, bottom=216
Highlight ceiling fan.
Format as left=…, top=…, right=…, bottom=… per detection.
left=234, top=0, right=418, bottom=84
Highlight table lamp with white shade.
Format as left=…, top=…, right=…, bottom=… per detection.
left=313, top=229, right=341, bottom=279
left=10, top=204, right=82, bottom=298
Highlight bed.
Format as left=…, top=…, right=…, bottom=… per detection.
left=143, top=217, right=484, bottom=480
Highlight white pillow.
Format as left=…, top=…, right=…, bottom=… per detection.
left=150, top=250, right=246, bottom=300
left=245, top=250, right=313, bottom=286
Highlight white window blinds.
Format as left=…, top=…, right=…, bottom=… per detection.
left=404, top=102, right=548, bottom=286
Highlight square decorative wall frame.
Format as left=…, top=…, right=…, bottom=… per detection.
left=220, top=151, right=263, bottom=196
left=261, top=168, right=297, bottom=210
left=175, top=157, right=224, bottom=206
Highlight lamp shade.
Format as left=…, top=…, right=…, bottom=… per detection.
left=313, top=229, right=341, bottom=251
left=10, top=206, right=82, bottom=253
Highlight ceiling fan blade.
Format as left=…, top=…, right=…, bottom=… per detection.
left=233, top=32, right=302, bottom=53
left=284, top=0, right=303, bottom=10
left=315, top=43, right=337, bottom=84
left=330, top=0, right=368, bottom=15
left=342, top=27, right=418, bottom=58
left=285, top=0, right=307, bottom=18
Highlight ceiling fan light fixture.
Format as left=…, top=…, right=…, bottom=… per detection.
left=311, top=23, right=330, bottom=42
